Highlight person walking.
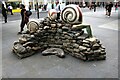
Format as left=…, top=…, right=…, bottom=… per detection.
left=18, top=4, right=29, bottom=34
left=105, top=2, right=109, bottom=15
left=29, top=5, right=31, bottom=11
left=52, top=3, right=54, bottom=9
left=2, top=4, right=7, bottom=23
left=8, top=4, right=13, bottom=15
left=55, top=1, right=61, bottom=20
left=115, top=3, right=118, bottom=12
left=107, top=2, right=113, bottom=17
left=93, top=3, right=97, bottom=12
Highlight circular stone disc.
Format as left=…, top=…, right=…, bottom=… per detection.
left=27, top=21, right=39, bottom=33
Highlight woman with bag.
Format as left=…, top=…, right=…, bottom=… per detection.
left=18, top=4, right=30, bottom=34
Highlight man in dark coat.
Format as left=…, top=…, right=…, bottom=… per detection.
left=2, top=4, right=7, bottom=23
left=107, top=2, right=113, bottom=17
left=18, top=4, right=29, bottom=34
left=105, top=2, right=109, bottom=15
left=93, top=3, right=97, bottom=12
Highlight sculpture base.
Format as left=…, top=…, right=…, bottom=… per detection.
left=12, top=17, right=106, bottom=61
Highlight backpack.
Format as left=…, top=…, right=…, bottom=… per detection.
left=26, top=10, right=32, bottom=17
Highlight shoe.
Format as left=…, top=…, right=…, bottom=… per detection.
left=108, top=16, right=110, bottom=17
left=17, top=32, right=22, bottom=34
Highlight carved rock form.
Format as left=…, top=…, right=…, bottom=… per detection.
left=12, top=42, right=35, bottom=58
left=61, top=4, right=82, bottom=24
left=19, top=34, right=31, bottom=43
left=42, top=48, right=65, bottom=58
left=67, top=37, right=106, bottom=61
left=27, top=20, right=40, bottom=34
left=12, top=4, right=106, bottom=61
left=12, top=17, right=106, bottom=61
left=13, top=42, right=27, bottom=54
left=48, top=9, right=57, bottom=21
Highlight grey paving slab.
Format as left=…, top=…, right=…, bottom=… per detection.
left=98, top=20, right=118, bottom=31
left=82, top=7, right=119, bottom=20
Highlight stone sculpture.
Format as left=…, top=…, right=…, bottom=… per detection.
left=12, top=4, right=106, bottom=61
left=61, top=4, right=82, bottom=24
left=48, top=9, right=57, bottom=21
left=27, top=20, right=40, bottom=34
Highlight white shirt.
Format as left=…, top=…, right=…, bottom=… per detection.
left=55, top=4, right=60, bottom=12
left=8, top=6, right=13, bottom=9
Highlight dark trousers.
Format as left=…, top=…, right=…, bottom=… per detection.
left=94, top=8, right=96, bottom=12
left=3, top=14, right=7, bottom=23
left=108, top=12, right=111, bottom=16
left=57, top=12, right=60, bottom=20
left=105, top=9, right=108, bottom=15
left=20, top=19, right=28, bottom=32
left=10, top=9, right=13, bottom=15
left=108, top=9, right=111, bottom=16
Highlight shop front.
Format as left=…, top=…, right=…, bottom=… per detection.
left=7, top=0, right=21, bottom=9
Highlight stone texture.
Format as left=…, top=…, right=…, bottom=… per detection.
left=12, top=17, right=106, bottom=61
left=42, top=48, right=65, bottom=58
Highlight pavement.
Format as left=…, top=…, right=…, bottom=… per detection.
left=1, top=7, right=119, bottom=78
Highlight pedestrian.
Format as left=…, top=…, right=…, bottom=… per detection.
left=2, top=4, right=7, bottom=23
left=35, top=4, right=37, bottom=11
left=18, top=4, right=29, bottom=34
left=93, top=3, right=97, bottom=12
left=29, top=5, right=31, bottom=11
left=102, top=2, right=105, bottom=8
left=115, top=3, right=118, bottom=12
left=89, top=4, right=92, bottom=10
left=52, top=3, right=54, bottom=9
left=105, top=3, right=109, bottom=15
left=55, top=1, right=61, bottom=20
left=8, top=4, right=13, bottom=15
left=107, top=2, right=113, bottom=17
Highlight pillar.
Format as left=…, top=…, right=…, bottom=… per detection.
left=33, top=0, right=35, bottom=11
left=22, top=0, right=29, bottom=10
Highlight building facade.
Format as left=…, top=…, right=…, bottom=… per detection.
left=2, top=0, right=120, bottom=10
left=21, top=0, right=66, bottom=10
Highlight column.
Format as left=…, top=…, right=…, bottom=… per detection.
left=47, top=0, right=51, bottom=11
left=24, top=0, right=29, bottom=10
left=33, top=0, right=35, bottom=11
left=83, top=0, right=85, bottom=6
left=44, top=0, right=47, bottom=4
left=22, top=0, right=24, bottom=4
